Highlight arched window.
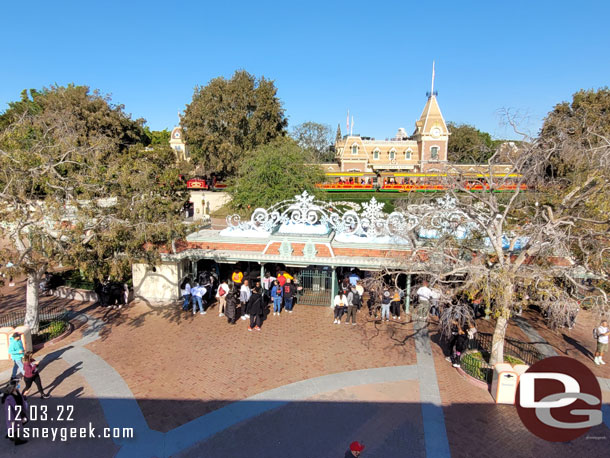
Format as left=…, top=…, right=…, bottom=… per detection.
left=373, top=149, right=380, bottom=160
left=389, top=149, right=396, bottom=160
left=430, top=146, right=439, bottom=160
left=405, top=150, right=412, bottom=160
left=351, top=144, right=358, bottom=155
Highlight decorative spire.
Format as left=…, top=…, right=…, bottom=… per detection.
left=427, top=61, right=438, bottom=99
left=431, top=61, right=435, bottom=96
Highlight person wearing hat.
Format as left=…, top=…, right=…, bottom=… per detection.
left=345, top=441, right=365, bottom=457
left=8, top=332, right=25, bottom=379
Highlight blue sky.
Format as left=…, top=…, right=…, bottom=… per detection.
left=1, top=0, right=608, bottom=140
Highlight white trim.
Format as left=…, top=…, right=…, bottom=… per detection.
left=389, top=148, right=396, bottom=160
left=405, top=149, right=412, bottom=160
left=373, top=148, right=380, bottom=160
left=351, top=143, right=359, bottom=155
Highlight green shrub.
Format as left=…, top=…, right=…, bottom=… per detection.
left=45, top=320, right=67, bottom=339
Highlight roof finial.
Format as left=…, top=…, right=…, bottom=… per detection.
left=430, top=60, right=435, bottom=97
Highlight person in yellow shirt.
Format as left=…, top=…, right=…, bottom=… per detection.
left=231, top=269, right=243, bottom=287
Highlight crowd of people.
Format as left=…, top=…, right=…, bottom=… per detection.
left=179, top=268, right=300, bottom=331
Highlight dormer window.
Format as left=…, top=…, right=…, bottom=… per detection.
left=405, top=150, right=412, bottom=160
left=430, top=146, right=439, bottom=160
left=351, top=144, right=358, bottom=155
left=389, top=149, right=396, bottom=160
left=373, top=149, right=380, bottom=160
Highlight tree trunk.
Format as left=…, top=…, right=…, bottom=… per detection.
left=489, top=283, right=513, bottom=366
left=24, top=271, right=42, bottom=334
left=490, top=314, right=508, bottom=366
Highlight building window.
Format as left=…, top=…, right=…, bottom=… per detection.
left=405, top=150, right=412, bottom=160
left=389, top=150, right=396, bottom=160
left=351, top=144, right=358, bottom=155
left=373, top=149, right=379, bottom=160
left=430, top=146, right=439, bottom=160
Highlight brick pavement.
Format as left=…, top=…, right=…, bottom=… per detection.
left=2, top=284, right=609, bottom=457
left=0, top=356, right=119, bottom=457
left=175, top=380, right=425, bottom=458
left=84, top=300, right=417, bottom=432
left=518, top=308, right=610, bottom=378
left=428, top=323, right=610, bottom=458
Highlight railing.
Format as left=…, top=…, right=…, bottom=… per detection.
left=0, top=303, right=69, bottom=331
left=460, top=331, right=544, bottom=384
left=296, top=269, right=333, bottom=306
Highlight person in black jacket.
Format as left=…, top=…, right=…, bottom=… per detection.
left=247, top=287, right=264, bottom=331
left=225, top=288, right=239, bottom=325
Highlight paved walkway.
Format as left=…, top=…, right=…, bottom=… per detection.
left=1, top=300, right=609, bottom=457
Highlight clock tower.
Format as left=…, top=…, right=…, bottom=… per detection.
left=412, top=63, right=449, bottom=172
left=169, top=126, right=189, bottom=161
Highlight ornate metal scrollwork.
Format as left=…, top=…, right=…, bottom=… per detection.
left=224, top=191, right=486, bottom=242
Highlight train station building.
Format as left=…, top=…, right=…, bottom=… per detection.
left=333, top=92, right=450, bottom=174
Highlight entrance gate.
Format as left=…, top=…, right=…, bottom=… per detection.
left=296, top=268, right=333, bottom=306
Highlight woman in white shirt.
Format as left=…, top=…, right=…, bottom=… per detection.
left=333, top=291, right=348, bottom=324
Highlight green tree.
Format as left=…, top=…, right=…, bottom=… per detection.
left=0, top=85, right=150, bottom=150
left=540, top=87, right=610, bottom=177
left=538, top=87, right=610, bottom=276
left=0, top=86, right=188, bottom=332
left=145, top=128, right=171, bottom=146
left=291, top=121, right=334, bottom=162
left=182, top=70, right=287, bottom=175
left=447, top=122, right=495, bottom=163
left=228, top=137, right=324, bottom=211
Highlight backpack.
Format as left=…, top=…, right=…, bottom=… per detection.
left=352, top=292, right=362, bottom=307
left=218, top=285, right=226, bottom=297
left=593, top=327, right=599, bottom=340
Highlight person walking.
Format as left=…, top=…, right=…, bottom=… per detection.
left=191, top=282, right=206, bottom=315
left=345, top=286, right=358, bottom=325
left=240, top=279, right=252, bottom=320
left=22, top=353, right=50, bottom=399
left=247, top=287, right=264, bottom=331
left=180, top=278, right=192, bottom=311
left=216, top=280, right=229, bottom=317
left=271, top=280, right=283, bottom=315
left=333, top=290, right=348, bottom=324
left=225, top=288, right=239, bottom=325
left=283, top=279, right=296, bottom=313
left=594, top=319, right=609, bottom=365
left=2, top=380, right=28, bottom=446
left=381, top=290, right=392, bottom=322
left=8, top=332, right=25, bottom=379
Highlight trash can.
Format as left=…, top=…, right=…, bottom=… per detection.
left=491, top=363, right=519, bottom=404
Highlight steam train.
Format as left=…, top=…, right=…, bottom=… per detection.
left=317, top=172, right=527, bottom=193
left=185, top=172, right=527, bottom=193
